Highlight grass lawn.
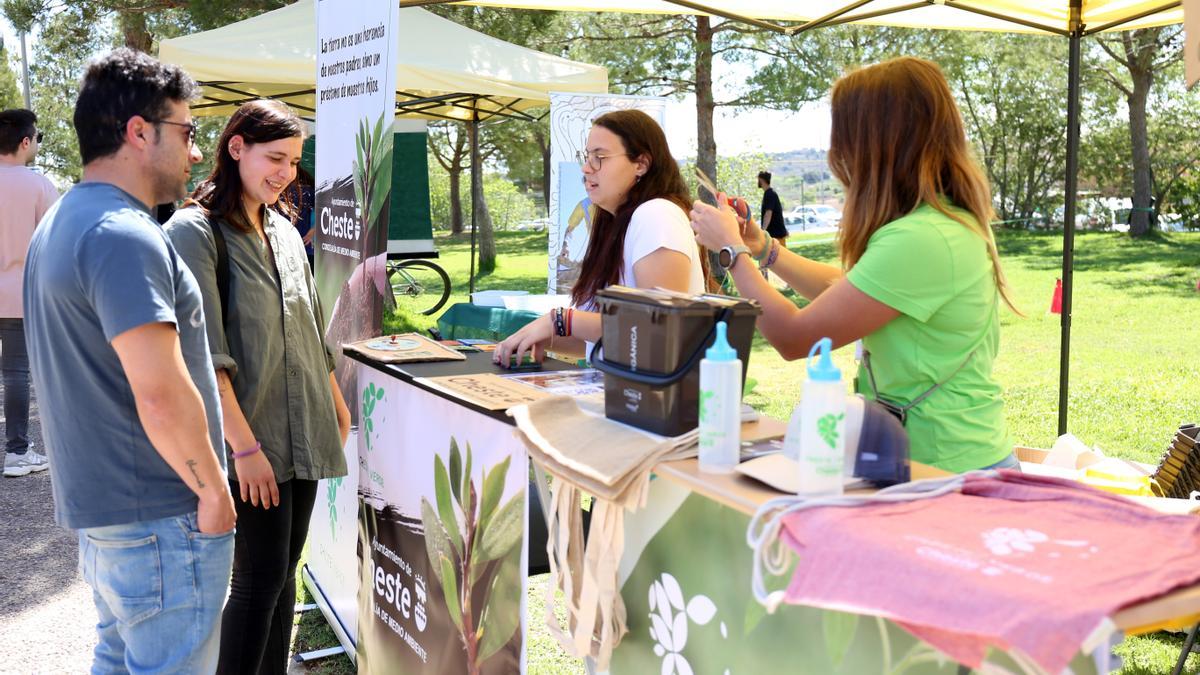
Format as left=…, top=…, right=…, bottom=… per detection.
left=298, top=227, right=1200, bottom=674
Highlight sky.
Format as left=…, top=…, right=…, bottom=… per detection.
left=664, top=95, right=832, bottom=156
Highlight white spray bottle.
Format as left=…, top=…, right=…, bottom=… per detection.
left=797, top=337, right=845, bottom=497
left=698, top=321, right=742, bottom=474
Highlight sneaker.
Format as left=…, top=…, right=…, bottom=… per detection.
left=4, top=450, right=49, bottom=477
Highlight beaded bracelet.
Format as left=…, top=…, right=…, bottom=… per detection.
left=761, top=240, right=781, bottom=270
left=232, top=441, right=261, bottom=460
left=552, top=307, right=568, bottom=337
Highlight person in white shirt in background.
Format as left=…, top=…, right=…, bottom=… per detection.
left=495, top=108, right=714, bottom=366
left=0, top=108, right=58, bottom=477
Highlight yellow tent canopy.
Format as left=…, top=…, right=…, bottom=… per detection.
left=444, top=0, right=1180, bottom=35
left=157, top=0, right=608, bottom=119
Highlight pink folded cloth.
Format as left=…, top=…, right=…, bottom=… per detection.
left=777, top=471, right=1200, bottom=672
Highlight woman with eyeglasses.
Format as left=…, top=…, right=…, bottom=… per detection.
left=495, top=109, right=712, bottom=367
left=691, top=57, right=1020, bottom=473
left=165, top=99, right=351, bottom=674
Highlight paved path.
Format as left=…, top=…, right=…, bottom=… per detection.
left=0, top=388, right=96, bottom=674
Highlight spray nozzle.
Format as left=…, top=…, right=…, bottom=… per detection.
left=706, top=321, right=737, bottom=362
left=806, top=337, right=841, bottom=381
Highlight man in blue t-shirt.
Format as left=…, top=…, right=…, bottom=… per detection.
left=23, top=49, right=236, bottom=673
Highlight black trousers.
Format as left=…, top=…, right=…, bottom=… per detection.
left=218, top=478, right=318, bottom=675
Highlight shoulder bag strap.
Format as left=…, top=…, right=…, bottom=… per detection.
left=209, top=218, right=230, bottom=329
left=862, top=292, right=999, bottom=416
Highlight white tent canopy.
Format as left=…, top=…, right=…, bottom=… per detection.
left=450, top=0, right=1181, bottom=35
left=158, top=1, right=608, bottom=119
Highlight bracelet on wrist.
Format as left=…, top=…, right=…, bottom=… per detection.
left=752, top=239, right=771, bottom=262
left=232, top=441, right=261, bottom=459
left=761, top=240, right=781, bottom=270
left=552, top=307, right=567, bottom=337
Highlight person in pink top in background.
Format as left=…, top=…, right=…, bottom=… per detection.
left=0, top=109, right=58, bottom=477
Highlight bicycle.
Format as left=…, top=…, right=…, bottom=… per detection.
left=386, top=258, right=451, bottom=316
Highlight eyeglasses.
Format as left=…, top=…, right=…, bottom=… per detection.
left=34, top=131, right=43, bottom=143
left=128, top=117, right=198, bottom=147
left=576, top=149, right=630, bottom=171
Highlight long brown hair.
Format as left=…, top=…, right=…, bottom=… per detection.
left=571, top=109, right=713, bottom=306
left=828, top=57, right=1019, bottom=313
left=189, top=99, right=306, bottom=233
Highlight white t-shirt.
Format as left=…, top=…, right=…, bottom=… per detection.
left=619, top=198, right=706, bottom=293
left=584, top=198, right=706, bottom=360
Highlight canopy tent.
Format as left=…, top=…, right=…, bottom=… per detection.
left=435, top=0, right=1180, bottom=35
left=409, top=0, right=1182, bottom=437
left=159, top=1, right=608, bottom=295
left=158, top=1, right=608, bottom=121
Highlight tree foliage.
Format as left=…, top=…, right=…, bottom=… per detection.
left=0, top=41, right=23, bottom=109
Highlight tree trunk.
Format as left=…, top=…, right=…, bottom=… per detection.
left=694, top=16, right=717, bottom=203
left=119, top=12, right=152, bottom=52
left=448, top=168, right=464, bottom=234
left=469, top=120, right=497, bottom=273
left=1127, top=67, right=1153, bottom=237
left=536, top=129, right=551, bottom=214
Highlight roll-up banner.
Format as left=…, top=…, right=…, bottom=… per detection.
left=547, top=93, right=668, bottom=295
left=314, top=0, right=398, bottom=414
left=307, top=0, right=399, bottom=659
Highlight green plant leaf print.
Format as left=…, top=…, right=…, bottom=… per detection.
left=817, top=413, right=845, bottom=450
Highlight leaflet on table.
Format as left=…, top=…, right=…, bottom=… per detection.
left=498, top=368, right=605, bottom=397
left=344, top=332, right=466, bottom=363
left=414, top=373, right=552, bottom=410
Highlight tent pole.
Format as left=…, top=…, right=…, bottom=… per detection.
left=1058, top=0, right=1083, bottom=437
left=469, top=111, right=479, bottom=298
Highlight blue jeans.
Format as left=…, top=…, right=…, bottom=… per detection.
left=79, top=511, right=234, bottom=675
left=0, top=318, right=29, bottom=455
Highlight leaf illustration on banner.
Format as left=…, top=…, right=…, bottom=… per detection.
left=360, top=383, right=384, bottom=451
left=476, top=490, right=523, bottom=565
left=353, top=111, right=394, bottom=240
left=478, top=455, right=511, bottom=534
left=822, top=611, right=859, bottom=669
left=439, top=553, right=463, bottom=631
left=418, top=437, right=523, bottom=674
left=476, top=548, right=522, bottom=662
left=326, top=477, right=343, bottom=539
left=434, top=455, right=463, bottom=555
left=420, top=498, right=452, bottom=586
left=449, top=439, right=463, bottom=504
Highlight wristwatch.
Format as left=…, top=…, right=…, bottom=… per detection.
left=717, top=244, right=751, bottom=271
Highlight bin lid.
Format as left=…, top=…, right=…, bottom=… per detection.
left=595, top=285, right=761, bottom=314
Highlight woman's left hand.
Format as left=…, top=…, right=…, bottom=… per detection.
left=330, top=371, right=350, bottom=447
left=690, top=193, right=745, bottom=251
left=493, top=312, right=552, bottom=368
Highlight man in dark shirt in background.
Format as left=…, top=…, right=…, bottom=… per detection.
left=758, top=170, right=787, bottom=247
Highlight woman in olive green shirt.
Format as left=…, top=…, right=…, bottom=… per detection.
left=690, top=57, right=1019, bottom=472
left=166, top=99, right=350, bottom=674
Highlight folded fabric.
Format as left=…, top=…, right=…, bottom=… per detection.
left=509, top=395, right=698, bottom=669
left=509, top=395, right=697, bottom=508
left=752, top=471, right=1200, bottom=673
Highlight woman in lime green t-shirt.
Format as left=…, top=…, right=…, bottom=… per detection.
left=689, top=56, right=1020, bottom=472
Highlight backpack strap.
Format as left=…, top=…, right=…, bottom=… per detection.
left=208, top=218, right=230, bottom=328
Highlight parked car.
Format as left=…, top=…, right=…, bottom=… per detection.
left=784, top=204, right=841, bottom=233
left=513, top=217, right=551, bottom=232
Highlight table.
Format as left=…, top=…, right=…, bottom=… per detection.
left=606, top=458, right=1200, bottom=674
left=308, top=350, right=1200, bottom=675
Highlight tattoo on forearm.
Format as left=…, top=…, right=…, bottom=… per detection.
left=186, top=459, right=206, bottom=488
